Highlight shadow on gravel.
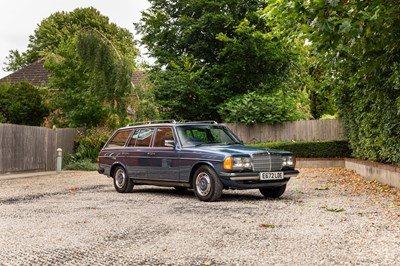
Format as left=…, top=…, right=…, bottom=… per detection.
left=130, top=187, right=294, bottom=202
left=132, top=187, right=194, bottom=199
left=0, top=185, right=109, bottom=205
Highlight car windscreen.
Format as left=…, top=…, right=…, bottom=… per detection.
left=176, top=125, right=240, bottom=147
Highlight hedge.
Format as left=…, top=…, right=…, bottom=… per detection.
left=247, top=140, right=352, bottom=158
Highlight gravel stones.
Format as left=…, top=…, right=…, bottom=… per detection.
left=0, top=169, right=399, bottom=265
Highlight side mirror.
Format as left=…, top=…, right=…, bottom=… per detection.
left=164, top=140, right=175, bottom=148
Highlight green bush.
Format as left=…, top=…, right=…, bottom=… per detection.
left=219, top=90, right=307, bottom=124
left=0, top=82, right=49, bottom=126
left=63, top=127, right=113, bottom=170
left=62, top=153, right=97, bottom=171
left=248, top=140, right=352, bottom=158
left=74, top=127, right=114, bottom=162
left=61, top=127, right=112, bottom=171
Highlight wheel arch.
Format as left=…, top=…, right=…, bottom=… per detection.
left=189, top=162, right=218, bottom=186
left=110, top=162, right=128, bottom=178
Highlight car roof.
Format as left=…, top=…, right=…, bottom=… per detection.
left=118, top=121, right=219, bottom=130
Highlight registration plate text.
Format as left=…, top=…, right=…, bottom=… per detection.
left=260, top=171, right=284, bottom=180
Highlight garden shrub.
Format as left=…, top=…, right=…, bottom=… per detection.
left=219, top=90, right=307, bottom=124
left=63, top=127, right=113, bottom=170
left=74, top=127, right=114, bottom=162
left=62, top=153, right=98, bottom=171
left=0, top=82, right=49, bottom=126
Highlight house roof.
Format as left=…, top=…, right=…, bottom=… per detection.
left=0, top=58, right=147, bottom=88
left=0, top=58, right=49, bottom=87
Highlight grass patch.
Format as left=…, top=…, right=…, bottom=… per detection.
left=247, top=140, right=352, bottom=158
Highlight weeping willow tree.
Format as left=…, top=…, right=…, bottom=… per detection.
left=76, top=28, right=135, bottom=126
left=40, top=8, right=139, bottom=128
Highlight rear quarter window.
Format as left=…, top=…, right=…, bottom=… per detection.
left=105, top=129, right=132, bottom=148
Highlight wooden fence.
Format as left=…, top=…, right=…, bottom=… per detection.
left=225, top=119, right=345, bottom=143
left=0, top=124, right=80, bottom=174
left=0, top=120, right=344, bottom=173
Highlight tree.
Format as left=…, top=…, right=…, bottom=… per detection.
left=219, top=90, right=307, bottom=124
left=265, top=0, right=400, bottom=165
left=0, top=82, right=49, bottom=126
left=136, top=0, right=295, bottom=121
left=76, top=29, right=135, bottom=125
left=3, top=50, right=28, bottom=72
left=6, top=7, right=137, bottom=71
left=19, top=7, right=140, bottom=128
left=137, top=0, right=263, bottom=65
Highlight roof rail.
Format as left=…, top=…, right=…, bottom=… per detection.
left=183, top=121, right=218, bottom=124
left=127, top=120, right=177, bottom=126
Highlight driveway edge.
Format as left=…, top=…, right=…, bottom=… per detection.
left=297, top=158, right=400, bottom=189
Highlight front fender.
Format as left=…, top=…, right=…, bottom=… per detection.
left=189, top=161, right=222, bottom=184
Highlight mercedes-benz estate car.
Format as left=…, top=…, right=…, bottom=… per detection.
left=97, top=121, right=299, bottom=202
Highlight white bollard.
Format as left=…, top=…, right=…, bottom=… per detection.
left=56, top=148, right=63, bottom=173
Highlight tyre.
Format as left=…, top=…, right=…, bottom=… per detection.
left=193, top=165, right=223, bottom=202
left=259, top=184, right=286, bottom=198
left=113, top=166, right=134, bottom=193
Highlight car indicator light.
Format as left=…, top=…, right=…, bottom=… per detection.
left=223, top=157, right=233, bottom=170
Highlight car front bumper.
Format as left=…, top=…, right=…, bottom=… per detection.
left=218, top=169, right=299, bottom=189
left=219, top=169, right=299, bottom=181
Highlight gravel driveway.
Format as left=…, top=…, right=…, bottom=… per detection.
left=0, top=168, right=399, bottom=266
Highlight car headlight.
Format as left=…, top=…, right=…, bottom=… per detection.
left=224, top=156, right=252, bottom=170
left=282, top=155, right=295, bottom=168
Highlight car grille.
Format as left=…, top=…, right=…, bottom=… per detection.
left=252, top=153, right=282, bottom=172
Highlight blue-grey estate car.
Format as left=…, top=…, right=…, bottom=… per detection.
left=98, top=121, right=299, bottom=202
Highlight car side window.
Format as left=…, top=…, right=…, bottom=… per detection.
left=127, top=129, right=140, bottom=147
left=130, top=128, right=155, bottom=147
left=105, top=129, right=132, bottom=148
left=153, top=127, right=174, bottom=147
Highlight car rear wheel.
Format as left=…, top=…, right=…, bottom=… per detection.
left=193, top=165, right=223, bottom=202
left=259, top=184, right=286, bottom=198
left=113, top=166, right=134, bottom=193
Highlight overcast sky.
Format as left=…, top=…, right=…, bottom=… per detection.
left=0, top=0, right=151, bottom=79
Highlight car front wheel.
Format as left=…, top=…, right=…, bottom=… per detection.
left=259, top=184, right=286, bottom=198
left=113, top=166, right=134, bottom=193
left=193, top=165, right=223, bottom=202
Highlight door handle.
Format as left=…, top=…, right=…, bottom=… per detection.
left=147, top=152, right=156, bottom=156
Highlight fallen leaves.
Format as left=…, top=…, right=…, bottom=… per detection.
left=326, top=208, right=345, bottom=213
left=259, top=223, right=275, bottom=228
left=320, top=205, right=345, bottom=213
left=300, top=168, right=400, bottom=205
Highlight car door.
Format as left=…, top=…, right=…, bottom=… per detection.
left=124, top=127, right=155, bottom=179
left=146, top=127, right=180, bottom=181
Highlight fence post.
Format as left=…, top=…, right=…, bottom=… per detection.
left=56, top=148, right=62, bottom=173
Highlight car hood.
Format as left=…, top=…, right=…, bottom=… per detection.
left=185, top=144, right=293, bottom=157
